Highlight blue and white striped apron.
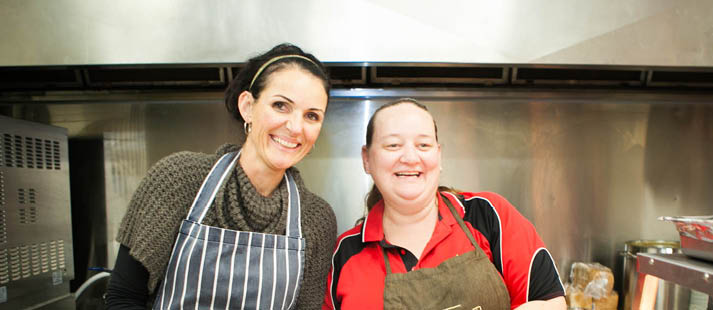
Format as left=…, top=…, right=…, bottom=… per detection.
left=153, top=151, right=305, bottom=310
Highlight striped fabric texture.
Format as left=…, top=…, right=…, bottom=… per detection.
left=153, top=151, right=305, bottom=310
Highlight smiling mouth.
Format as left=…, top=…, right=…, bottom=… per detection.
left=395, top=172, right=421, bottom=177
left=271, top=135, right=300, bottom=149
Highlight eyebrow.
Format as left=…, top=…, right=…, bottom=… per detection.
left=275, top=94, right=294, bottom=103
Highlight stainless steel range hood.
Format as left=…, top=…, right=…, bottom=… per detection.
left=1, top=0, right=712, bottom=67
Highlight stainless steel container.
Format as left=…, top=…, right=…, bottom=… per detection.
left=621, top=240, right=690, bottom=310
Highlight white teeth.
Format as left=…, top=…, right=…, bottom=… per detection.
left=395, top=172, right=420, bottom=177
left=272, top=136, right=298, bottom=148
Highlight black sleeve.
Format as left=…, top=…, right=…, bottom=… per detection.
left=105, top=244, right=151, bottom=310
left=528, top=250, right=565, bottom=301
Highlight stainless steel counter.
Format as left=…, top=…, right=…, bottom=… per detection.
left=637, top=253, right=713, bottom=295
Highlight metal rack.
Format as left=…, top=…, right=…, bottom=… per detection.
left=634, top=253, right=713, bottom=309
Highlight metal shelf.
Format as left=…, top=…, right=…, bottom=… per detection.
left=637, top=253, right=713, bottom=295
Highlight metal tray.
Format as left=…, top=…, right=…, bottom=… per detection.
left=659, top=216, right=713, bottom=262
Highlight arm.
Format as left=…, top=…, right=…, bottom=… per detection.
left=105, top=245, right=150, bottom=310
left=460, top=192, right=566, bottom=308
left=515, top=296, right=566, bottom=310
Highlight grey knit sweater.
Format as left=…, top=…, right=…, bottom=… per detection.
left=116, top=144, right=337, bottom=309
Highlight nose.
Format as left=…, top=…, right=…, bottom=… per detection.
left=399, top=145, right=419, bottom=164
left=285, top=113, right=303, bottom=136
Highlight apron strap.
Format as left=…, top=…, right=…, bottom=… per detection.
left=284, top=171, right=302, bottom=238
left=440, top=193, right=481, bottom=250
left=186, top=151, right=240, bottom=223
left=382, top=245, right=393, bottom=275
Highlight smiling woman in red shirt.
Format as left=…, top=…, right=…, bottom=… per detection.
left=323, top=98, right=566, bottom=310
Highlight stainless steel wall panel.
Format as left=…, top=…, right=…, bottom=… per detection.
left=5, top=88, right=713, bottom=291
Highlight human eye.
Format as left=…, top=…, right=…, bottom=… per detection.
left=305, top=111, right=321, bottom=122
left=416, top=140, right=434, bottom=150
left=384, top=142, right=401, bottom=150
left=272, top=101, right=290, bottom=112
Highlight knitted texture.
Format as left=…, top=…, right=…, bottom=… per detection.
left=116, top=144, right=337, bottom=309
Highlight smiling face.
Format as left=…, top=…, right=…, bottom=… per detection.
left=362, top=102, right=441, bottom=208
left=238, top=66, right=328, bottom=172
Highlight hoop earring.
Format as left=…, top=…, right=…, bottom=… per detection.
left=243, top=122, right=252, bottom=135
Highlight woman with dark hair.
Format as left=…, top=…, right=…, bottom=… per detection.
left=106, top=43, right=337, bottom=309
left=324, top=98, right=566, bottom=309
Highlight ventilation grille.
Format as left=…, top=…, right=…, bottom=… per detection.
left=648, top=70, right=713, bottom=87
left=0, top=240, right=65, bottom=284
left=512, top=67, right=644, bottom=86
left=1, top=134, right=60, bottom=170
left=0, top=171, right=4, bottom=206
left=17, top=188, right=37, bottom=224
left=0, top=172, right=4, bottom=244
left=0, top=209, right=5, bottom=244
left=85, top=67, right=225, bottom=87
left=0, top=67, right=82, bottom=90
left=329, top=66, right=367, bottom=86
left=372, top=65, right=508, bottom=85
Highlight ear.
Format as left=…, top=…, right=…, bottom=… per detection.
left=237, top=91, right=254, bottom=123
left=361, top=145, right=370, bottom=174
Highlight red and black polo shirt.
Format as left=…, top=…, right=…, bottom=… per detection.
left=323, top=191, right=565, bottom=310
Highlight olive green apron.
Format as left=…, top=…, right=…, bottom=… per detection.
left=382, top=194, right=511, bottom=310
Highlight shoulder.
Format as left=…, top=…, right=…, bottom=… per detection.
left=458, top=191, right=521, bottom=222
left=460, top=191, right=513, bottom=210
left=146, top=150, right=217, bottom=182
left=128, top=151, right=218, bottom=212
left=332, top=225, right=366, bottom=266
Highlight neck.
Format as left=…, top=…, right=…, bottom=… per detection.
left=382, top=195, right=439, bottom=259
left=382, top=195, right=439, bottom=228
left=238, top=141, right=286, bottom=197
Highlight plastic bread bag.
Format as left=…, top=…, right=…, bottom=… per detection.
left=569, top=262, right=614, bottom=296
left=564, top=283, right=592, bottom=310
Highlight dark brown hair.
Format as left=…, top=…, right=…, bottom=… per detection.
left=363, top=98, right=457, bottom=211
left=224, top=43, right=330, bottom=123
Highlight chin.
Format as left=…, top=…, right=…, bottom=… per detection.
left=268, top=154, right=304, bottom=170
left=394, top=191, right=427, bottom=202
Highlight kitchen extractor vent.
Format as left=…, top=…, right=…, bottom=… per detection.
left=0, top=240, right=65, bottom=284
left=329, top=66, right=367, bottom=86
left=371, top=65, right=508, bottom=85
left=84, top=66, right=226, bottom=88
left=1, top=134, right=61, bottom=170
left=512, top=67, right=644, bottom=86
left=648, top=69, right=713, bottom=87
left=0, top=67, right=82, bottom=90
